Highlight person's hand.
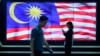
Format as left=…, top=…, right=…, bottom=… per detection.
left=62, top=29, right=66, bottom=36
left=62, top=29, right=65, bottom=33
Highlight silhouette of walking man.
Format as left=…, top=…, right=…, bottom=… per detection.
left=30, top=16, right=53, bottom=56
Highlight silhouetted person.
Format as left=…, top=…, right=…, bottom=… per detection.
left=30, top=16, right=53, bottom=56
left=62, top=22, right=73, bottom=56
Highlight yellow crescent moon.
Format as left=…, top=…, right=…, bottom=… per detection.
left=9, top=2, right=32, bottom=24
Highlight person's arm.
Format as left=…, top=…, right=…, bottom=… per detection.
left=43, top=39, right=53, bottom=54
left=30, top=37, right=34, bottom=56
left=62, top=29, right=66, bottom=36
left=30, top=29, right=37, bottom=56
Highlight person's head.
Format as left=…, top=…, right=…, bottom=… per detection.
left=66, top=22, right=73, bottom=29
left=39, top=15, right=48, bottom=27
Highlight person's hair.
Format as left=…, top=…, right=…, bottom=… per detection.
left=39, top=15, right=48, bottom=21
left=67, top=22, right=73, bottom=29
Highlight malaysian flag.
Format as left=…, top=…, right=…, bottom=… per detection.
left=7, top=2, right=96, bottom=41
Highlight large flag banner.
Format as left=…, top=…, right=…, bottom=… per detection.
left=7, top=2, right=96, bottom=41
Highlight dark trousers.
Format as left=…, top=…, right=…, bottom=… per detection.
left=34, top=50, right=42, bottom=56
left=65, top=43, right=72, bottom=56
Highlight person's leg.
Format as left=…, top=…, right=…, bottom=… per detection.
left=34, top=50, right=42, bottom=56
left=65, top=44, right=72, bottom=56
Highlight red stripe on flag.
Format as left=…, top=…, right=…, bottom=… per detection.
left=74, top=32, right=96, bottom=37
left=7, top=34, right=30, bottom=40
left=74, top=11, right=96, bottom=17
left=74, top=19, right=96, bottom=24
left=7, top=27, right=33, bottom=33
left=74, top=26, right=96, bottom=31
left=78, top=6, right=96, bottom=10
left=60, top=18, right=74, bottom=22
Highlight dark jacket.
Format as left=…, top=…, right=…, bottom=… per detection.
left=63, top=28, right=73, bottom=45
left=63, top=28, right=73, bottom=56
